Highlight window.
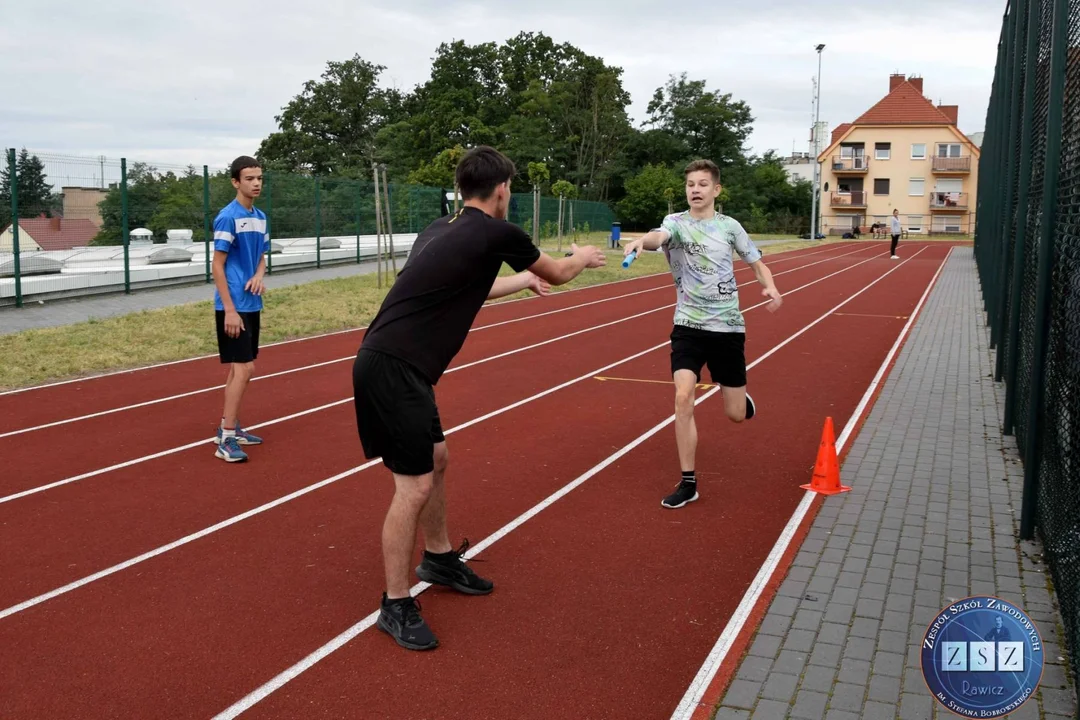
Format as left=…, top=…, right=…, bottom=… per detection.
left=910, top=178, right=925, bottom=196
left=874, top=178, right=890, bottom=195
left=875, top=143, right=891, bottom=160
left=933, top=216, right=963, bottom=233
left=937, top=143, right=962, bottom=158
left=908, top=215, right=924, bottom=233
left=911, top=143, right=927, bottom=159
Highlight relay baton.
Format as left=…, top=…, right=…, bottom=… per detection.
left=622, top=250, right=638, bottom=269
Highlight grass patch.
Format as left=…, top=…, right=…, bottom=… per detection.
left=0, top=246, right=667, bottom=391
left=0, top=233, right=832, bottom=391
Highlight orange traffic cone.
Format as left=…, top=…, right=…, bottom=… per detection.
left=800, top=417, right=851, bottom=495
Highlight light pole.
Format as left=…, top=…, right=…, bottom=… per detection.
left=810, top=43, right=825, bottom=240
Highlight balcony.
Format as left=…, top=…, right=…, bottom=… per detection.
left=830, top=155, right=870, bottom=174
left=930, top=192, right=969, bottom=211
left=831, top=191, right=868, bottom=208
left=932, top=156, right=972, bottom=173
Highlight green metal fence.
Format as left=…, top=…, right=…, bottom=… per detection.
left=974, top=0, right=1079, bottom=703
left=0, top=151, right=616, bottom=308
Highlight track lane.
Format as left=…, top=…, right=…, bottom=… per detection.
left=224, top=245, right=952, bottom=720
left=0, top=244, right=854, bottom=433
left=0, top=245, right=873, bottom=499
left=0, top=247, right=921, bottom=719
left=0, top=247, right=888, bottom=608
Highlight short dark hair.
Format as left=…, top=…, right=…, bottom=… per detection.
left=455, top=146, right=516, bottom=200
left=684, top=159, right=721, bottom=184
left=231, top=156, right=261, bottom=181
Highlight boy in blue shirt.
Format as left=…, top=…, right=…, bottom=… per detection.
left=212, top=155, right=269, bottom=462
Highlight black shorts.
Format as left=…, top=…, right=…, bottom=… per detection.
left=670, top=325, right=747, bottom=387
left=216, top=310, right=261, bottom=364
left=353, top=348, right=444, bottom=476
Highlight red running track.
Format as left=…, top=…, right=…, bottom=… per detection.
left=0, top=244, right=876, bottom=603
left=0, top=241, right=954, bottom=719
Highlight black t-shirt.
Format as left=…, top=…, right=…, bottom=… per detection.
left=360, top=206, right=542, bottom=384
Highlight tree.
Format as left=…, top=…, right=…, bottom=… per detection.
left=616, top=164, right=684, bottom=230
left=407, top=145, right=466, bottom=189
left=550, top=179, right=577, bottom=249
left=0, top=149, right=56, bottom=227
left=257, top=55, right=404, bottom=176
left=528, top=161, right=549, bottom=241
left=645, top=73, right=754, bottom=170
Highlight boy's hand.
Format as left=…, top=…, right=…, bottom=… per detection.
left=225, top=310, right=245, bottom=337
left=528, top=272, right=552, bottom=297
left=623, top=237, right=645, bottom=258
left=571, top=243, right=607, bottom=268
left=245, top=274, right=266, bottom=296
left=762, top=286, right=783, bottom=312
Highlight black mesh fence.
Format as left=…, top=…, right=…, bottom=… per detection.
left=975, top=0, right=1080, bottom=706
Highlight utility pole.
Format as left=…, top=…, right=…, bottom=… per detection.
left=810, top=43, right=825, bottom=241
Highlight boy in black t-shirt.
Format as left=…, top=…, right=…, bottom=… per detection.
left=353, top=145, right=607, bottom=651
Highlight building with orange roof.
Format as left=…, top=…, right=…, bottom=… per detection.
left=816, top=73, right=980, bottom=237
left=0, top=214, right=100, bottom=252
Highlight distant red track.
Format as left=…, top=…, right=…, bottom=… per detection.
left=0, top=242, right=958, bottom=719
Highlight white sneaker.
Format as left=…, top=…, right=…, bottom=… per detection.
left=891, top=255, right=900, bottom=260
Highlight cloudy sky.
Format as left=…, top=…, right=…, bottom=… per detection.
left=2, top=0, right=1002, bottom=184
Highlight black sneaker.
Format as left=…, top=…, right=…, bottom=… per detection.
left=662, top=480, right=699, bottom=509
left=415, top=539, right=494, bottom=595
left=377, top=594, right=438, bottom=651
left=745, top=392, right=756, bottom=420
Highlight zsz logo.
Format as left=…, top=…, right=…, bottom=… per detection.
left=921, top=596, right=1043, bottom=718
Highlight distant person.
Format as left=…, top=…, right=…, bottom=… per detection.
left=211, top=155, right=269, bottom=463
left=440, top=188, right=451, bottom=217
left=890, top=209, right=902, bottom=259
left=353, top=145, right=607, bottom=651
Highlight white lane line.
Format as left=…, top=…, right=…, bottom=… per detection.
left=0, top=243, right=852, bottom=398
left=0, top=282, right=675, bottom=439
left=0, top=245, right=887, bottom=619
left=210, top=246, right=917, bottom=719
left=667, top=245, right=951, bottom=720
left=0, top=245, right=873, bottom=441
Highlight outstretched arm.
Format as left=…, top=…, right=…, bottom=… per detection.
left=622, top=228, right=670, bottom=257
left=488, top=271, right=550, bottom=299
left=527, top=243, right=607, bottom=286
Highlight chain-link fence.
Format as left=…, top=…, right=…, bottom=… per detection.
left=974, top=0, right=1079, bottom=704
left=0, top=150, right=616, bottom=307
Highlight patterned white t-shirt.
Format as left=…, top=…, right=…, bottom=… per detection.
left=657, top=211, right=762, bottom=333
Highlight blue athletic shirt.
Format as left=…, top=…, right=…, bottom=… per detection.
left=213, top=199, right=270, bottom=313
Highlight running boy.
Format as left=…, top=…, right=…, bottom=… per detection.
left=622, top=159, right=782, bottom=509
left=353, top=145, right=607, bottom=651
left=211, top=155, right=269, bottom=463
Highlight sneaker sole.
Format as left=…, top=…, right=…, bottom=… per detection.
left=415, top=565, right=494, bottom=595
left=214, top=437, right=262, bottom=446
left=215, top=449, right=247, bottom=462
left=376, top=614, right=439, bottom=651
left=662, top=491, right=699, bottom=509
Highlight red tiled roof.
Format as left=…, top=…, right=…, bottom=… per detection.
left=4, top=215, right=99, bottom=250
left=831, top=123, right=853, bottom=146
left=853, top=79, right=956, bottom=125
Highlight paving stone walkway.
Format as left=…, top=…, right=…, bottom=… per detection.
left=714, top=247, right=1078, bottom=719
